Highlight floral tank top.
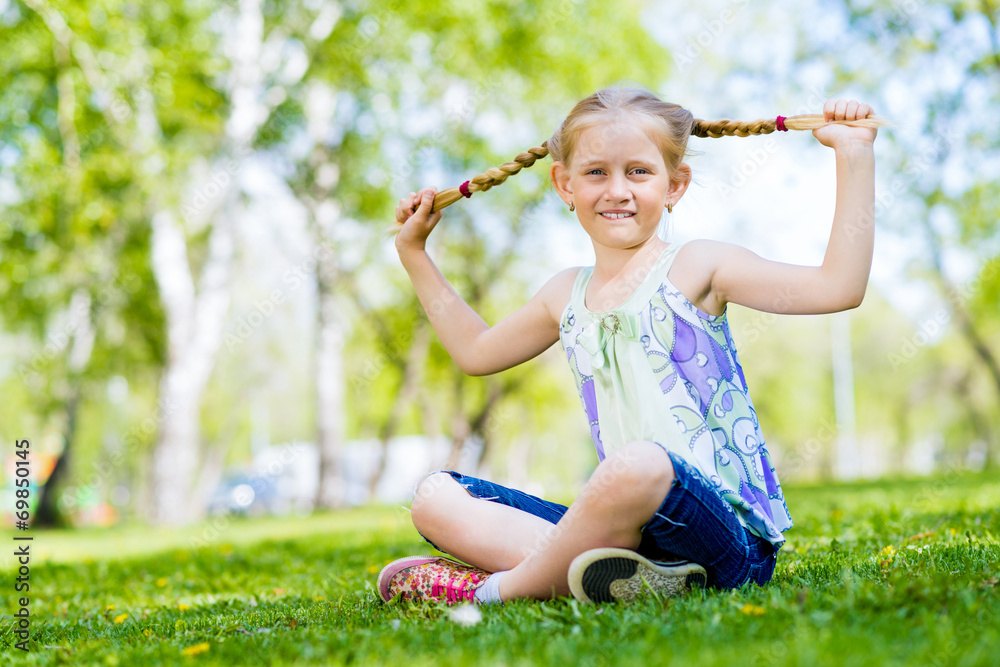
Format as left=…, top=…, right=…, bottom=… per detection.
left=558, top=242, right=793, bottom=547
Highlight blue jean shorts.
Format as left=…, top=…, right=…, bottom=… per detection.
left=420, top=451, right=778, bottom=590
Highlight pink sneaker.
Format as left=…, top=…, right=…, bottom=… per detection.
left=377, top=555, right=491, bottom=604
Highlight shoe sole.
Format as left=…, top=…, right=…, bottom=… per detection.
left=376, top=556, right=439, bottom=602
left=568, top=548, right=707, bottom=604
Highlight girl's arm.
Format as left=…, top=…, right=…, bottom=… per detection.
left=679, top=99, right=877, bottom=316
left=395, top=189, right=572, bottom=376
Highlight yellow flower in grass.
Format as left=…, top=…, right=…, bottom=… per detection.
left=114, top=614, right=128, bottom=624
left=878, top=545, right=897, bottom=568
left=740, top=603, right=766, bottom=616
left=181, top=642, right=210, bottom=657
left=106, top=605, right=117, bottom=610
left=367, top=565, right=379, bottom=574
left=157, top=578, right=168, bottom=587
left=178, top=604, right=190, bottom=611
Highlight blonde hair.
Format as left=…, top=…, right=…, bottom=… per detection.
left=417, top=86, right=886, bottom=214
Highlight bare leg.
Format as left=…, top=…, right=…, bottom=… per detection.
left=499, top=441, right=674, bottom=600
left=411, top=472, right=558, bottom=573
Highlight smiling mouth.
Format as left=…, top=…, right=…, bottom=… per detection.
left=601, top=212, right=635, bottom=220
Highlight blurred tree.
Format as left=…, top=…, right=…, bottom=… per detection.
left=1, top=0, right=289, bottom=524
left=835, top=0, right=1000, bottom=464
left=0, top=0, right=180, bottom=523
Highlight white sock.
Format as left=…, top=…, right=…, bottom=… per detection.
left=473, top=571, right=506, bottom=605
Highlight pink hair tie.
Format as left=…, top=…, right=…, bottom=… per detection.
left=775, top=116, right=788, bottom=132
left=459, top=180, right=472, bottom=198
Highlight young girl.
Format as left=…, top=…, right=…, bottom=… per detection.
left=377, top=86, right=878, bottom=605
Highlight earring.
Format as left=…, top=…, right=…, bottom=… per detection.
left=658, top=201, right=675, bottom=241
left=569, top=201, right=575, bottom=212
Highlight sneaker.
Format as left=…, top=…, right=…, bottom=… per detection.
left=567, top=548, right=707, bottom=604
left=377, top=555, right=491, bottom=604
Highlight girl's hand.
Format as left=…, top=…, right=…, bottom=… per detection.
left=812, top=99, right=877, bottom=149
left=394, top=188, right=443, bottom=254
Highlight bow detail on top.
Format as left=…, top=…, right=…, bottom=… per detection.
left=577, top=311, right=643, bottom=369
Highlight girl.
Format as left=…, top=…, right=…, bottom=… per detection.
left=377, top=86, right=879, bottom=605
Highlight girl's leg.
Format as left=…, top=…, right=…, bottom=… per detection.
left=411, top=472, right=565, bottom=573
left=634, top=451, right=779, bottom=589
left=499, top=440, right=674, bottom=600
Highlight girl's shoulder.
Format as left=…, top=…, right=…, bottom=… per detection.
left=538, top=266, right=585, bottom=325
left=668, top=239, right=734, bottom=317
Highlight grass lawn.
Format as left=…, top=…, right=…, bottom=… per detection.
left=2, top=471, right=999, bottom=666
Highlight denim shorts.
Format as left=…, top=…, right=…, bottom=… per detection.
left=420, top=451, right=777, bottom=590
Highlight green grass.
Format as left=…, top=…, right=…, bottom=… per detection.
left=2, top=472, right=999, bottom=666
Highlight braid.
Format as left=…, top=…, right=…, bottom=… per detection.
left=430, top=144, right=549, bottom=212
left=693, top=114, right=886, bottom=138
left=693, top=118, right=782, bottom=138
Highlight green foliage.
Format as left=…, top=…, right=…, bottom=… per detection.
left=2, top=472, right=999, bottom=664
left=0, top=0, right=228, bottom=397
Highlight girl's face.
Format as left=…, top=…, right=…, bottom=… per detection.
left=552, top=118, right=689, bottom=251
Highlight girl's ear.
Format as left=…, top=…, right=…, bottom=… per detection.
left=550, top=161, right=573, bottom=205
left=668, top=163, right=693, bottom=202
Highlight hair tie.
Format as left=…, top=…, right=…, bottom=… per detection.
left=775, top=116, right=788, bottom=132
left=459, top=181, right=472, bottom=198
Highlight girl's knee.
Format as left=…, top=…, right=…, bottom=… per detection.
left=606, top=440, right=674, bottom=483
left=410, top=471, right=462, bottom=533
left=590, top=440, right=674, bottom=505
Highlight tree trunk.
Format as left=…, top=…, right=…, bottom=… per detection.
left=149, top=0, right=278, bottom=523
left=149, top=373, right=204, bottom=524
left=35, top=390, right=77, bottom=528
left=314, top=259, right=348, bottom=509
left=33, top=27, right=89, bottom=528
left=149, top=210, right=234, bottom=524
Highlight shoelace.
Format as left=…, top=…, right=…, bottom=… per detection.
left=432, top=573, right=478, bottom=603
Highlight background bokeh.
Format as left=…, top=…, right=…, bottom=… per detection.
left=1, top=0, right=998, bottom=529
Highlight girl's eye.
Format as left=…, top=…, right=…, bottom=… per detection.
left=632, top=168, right=649, bottom=175
left=587, top=169, right=603, bottom=175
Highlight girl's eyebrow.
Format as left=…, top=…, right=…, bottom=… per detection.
left=578, top=158, right=658, bottom=170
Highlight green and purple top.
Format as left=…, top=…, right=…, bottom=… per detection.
left=558, top=242, right=793, bottom=547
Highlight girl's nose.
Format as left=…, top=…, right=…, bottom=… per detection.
left=605, top=173, right=631, bottom=201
